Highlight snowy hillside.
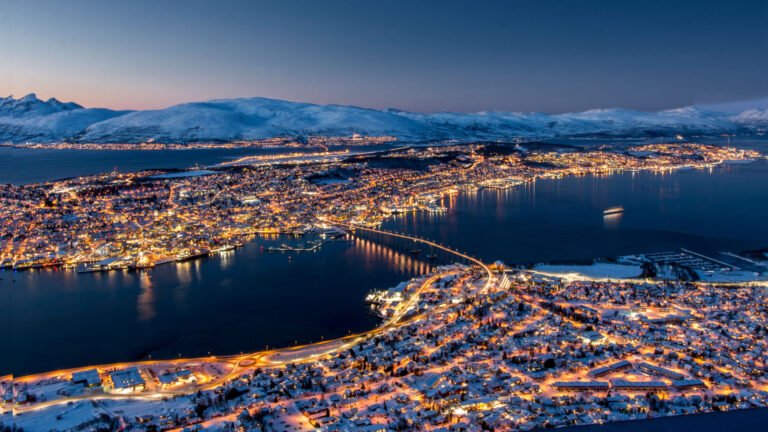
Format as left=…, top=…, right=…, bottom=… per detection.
left=79, top=98, right=429, bottom=143
left=1, top=93, right=767, bottom=144
left=0, top=94, right=128, bottom=143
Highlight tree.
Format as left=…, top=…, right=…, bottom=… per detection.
left=195, top=402, right=208, bottom=419
left=543, top=358, right=556, bottom=369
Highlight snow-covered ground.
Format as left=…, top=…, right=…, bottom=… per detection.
left=533, top=260, right=767, bottom=284
left=695, top=269, right=768, bottom=283
left=532, top=263, right=644, bottom=280
left=13, top=399, right=104, bottom=431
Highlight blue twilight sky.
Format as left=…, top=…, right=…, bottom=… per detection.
left=1, top=0, right=767, bottom=113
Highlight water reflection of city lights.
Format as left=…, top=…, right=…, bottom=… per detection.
left=603, top=212, right=622, bottom=229
left=137, top=271, right=155, bottom=321
left=352, top=236, right=432, bottom=276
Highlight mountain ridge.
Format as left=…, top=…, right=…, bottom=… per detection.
left=1, top=93, right=767, bottom=143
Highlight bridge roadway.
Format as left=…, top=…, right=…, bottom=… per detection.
left=329, top=220, right=493, bottom=291
left=13, top=224, right=494, bottom=414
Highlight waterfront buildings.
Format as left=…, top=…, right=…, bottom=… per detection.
left=0, top=143, right=760, bottom=273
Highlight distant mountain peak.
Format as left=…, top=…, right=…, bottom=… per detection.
left=19, top=93, right=40, bottom=102
left=0, top=93, right=83, bottom=115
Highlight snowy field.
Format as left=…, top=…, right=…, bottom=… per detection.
left=532, top=263, right=643, bottom=280
left=695, top=269, right=767, bottom=283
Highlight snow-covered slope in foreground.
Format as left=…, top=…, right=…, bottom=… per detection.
left=1, top=94, right=767, bottom=143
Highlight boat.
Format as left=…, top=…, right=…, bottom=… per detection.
left=154, top=256, right=177, bottom=266
left=267, top=240, right=327, bottom=252
left=267, top=243, right=293, bottom=252
left=12, top=255, right=55, bottom=270
left=77, top=264, right=105, bottom=274
left=211, top=244, right=236, bottom=254
left=603, top=206, right=624, bottom=216
left=423, top=204, right=447, bottom=213
left=318, top=228, right=346, bottom=239
left=427, top=253, right=438, bottom=260
left=175, top=248, right=210, bottom=262
left=130, top=260, right=155, bottom=270
left=13, top=259, right=35, bottom=270
left=410, top=249, right=422, bottom=255
left=77, top=256, right=131, bottom=273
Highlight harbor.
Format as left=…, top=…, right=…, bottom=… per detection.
left=5, top=146, right=768, bottom=378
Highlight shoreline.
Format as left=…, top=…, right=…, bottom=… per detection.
left=5, top=150, right=763, bottom=274
left=9, top=225, right=492, bottom=380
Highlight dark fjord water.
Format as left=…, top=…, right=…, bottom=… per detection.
left=384, top=160, right=768, bottom=264
left=3, top=237, right=433, bottom=375
left=0, top=145, right=396, bottom=185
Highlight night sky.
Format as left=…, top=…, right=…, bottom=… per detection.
left=2, top=0, right=767, bottom=112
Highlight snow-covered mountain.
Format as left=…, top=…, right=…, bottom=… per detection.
left=0, top=94, right=129, bottom=143
left=80, top=98, right=430, bottom=143
left=1, top=93, right=767, bottom=144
